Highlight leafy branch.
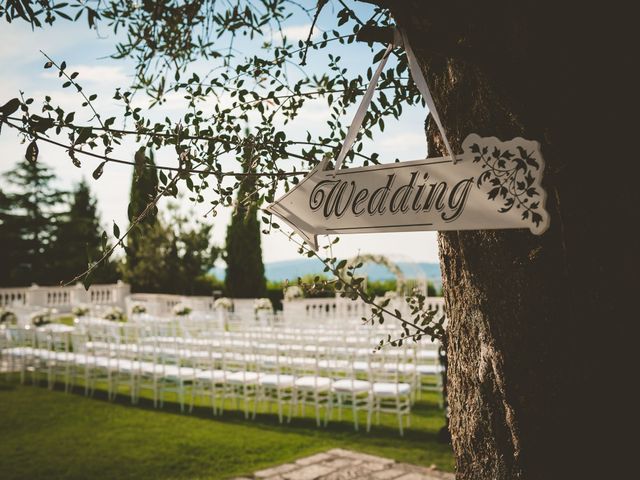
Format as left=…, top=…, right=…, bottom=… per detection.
left=0, top=1, right=445, bottom=348
left=273, top=231, right=446, bottom=349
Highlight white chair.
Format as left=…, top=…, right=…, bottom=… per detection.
left=223, top=334, right=260, bottom=419
left=34, top=329, right=55, bottom=389
left=135, top=334, right=163, bottom=407
left=256, top=332, right=295, bottom=423
left=367, top=349, right=412, bottom=436
left=327, top=350, right=371, bottom=431
left=292, top=341, right=332, bottom=426
left=157, top=336, right=198, bottom=412
left=111, top=324, right=141, bottom=403
left=3, top=326, right=37, bottom=384
left=87, top=328, right=120, bottom=400
left=9, top=328, right=36, bottom=382
left=48, top=330, right=74, bottom=392
left=69, top=331, right=93, bottom=395
left=416, top=340, right=444, bottom=404
left=190, top=337, right=228, bottom=415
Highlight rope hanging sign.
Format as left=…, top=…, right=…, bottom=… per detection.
left=267, top=28, right=550, bottom=250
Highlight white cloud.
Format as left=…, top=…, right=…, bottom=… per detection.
left=0, top=17, right=441, bottom=265
left=260, top=221, right=439, bottom=264
left=379, top=132, right=426, bottom=149
left=280, top=24, right=317, bottom=41
left=42, top=64, right=128, bottom=86
left=0, top=27, right=62, bottom=64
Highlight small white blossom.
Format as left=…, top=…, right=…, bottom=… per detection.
left=254, top=298, right=273, bottom=311
left=284, top=286, right=304, bottom=301
left=172, top=303, right=192, bottom=316
left=214, top=297, right=233, bottom=310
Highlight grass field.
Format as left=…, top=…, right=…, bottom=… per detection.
left=0, top=376, right=454, bottom=480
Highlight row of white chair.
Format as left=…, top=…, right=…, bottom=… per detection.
left=1, top=325, right=430, bottom=435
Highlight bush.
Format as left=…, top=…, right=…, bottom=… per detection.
left=103, top=307, right=125, bottom=322
left=31, top=308, right=55, bottom=327
left=297, top=274, right=336, bottom=298
left=266, top=285, right=284, bottom=311
left=191, top=274, right=224, bottom=296
left=0, top=309, right=18, bottom=324
left=427, top=281, right=440, bottom=297
left=366, top=279, right=397, bottom=297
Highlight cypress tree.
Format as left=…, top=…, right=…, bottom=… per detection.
left=50, top=180, right=119, bottom=284
left=0, top=189, right=22, bottom=286
left=0, top=157, right=65, bottom=286
left=224, top=150, right=266, bottom=298
left=125, top=148, right=159, bottom=291
left=123, top=220, right=172, bottom=293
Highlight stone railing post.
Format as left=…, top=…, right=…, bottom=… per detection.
left=25, top=283, right=46, bottom=308
left=113, top=281, right=131, bottom=309
left=70, top=283, right=89, bottom=306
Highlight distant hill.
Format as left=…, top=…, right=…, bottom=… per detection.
left=211, top=258, right=441, bottom=285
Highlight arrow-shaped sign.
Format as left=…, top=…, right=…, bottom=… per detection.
left=267, top=134, right=550, bottom=250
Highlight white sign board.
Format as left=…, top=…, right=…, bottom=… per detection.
left=267, top=134, right=550, bottom=250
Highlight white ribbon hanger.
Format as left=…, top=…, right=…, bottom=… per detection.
left=332, top=27, right=457, bottom=174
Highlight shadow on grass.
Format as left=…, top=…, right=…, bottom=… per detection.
left=0, top=374, right=445, bottom=445
left=0, top=382, right=17, bottom=391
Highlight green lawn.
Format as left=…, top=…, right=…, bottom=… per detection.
left=0, top=376, right=454, bottom=480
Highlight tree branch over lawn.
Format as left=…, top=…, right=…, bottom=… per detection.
left=0, top=2, right=436, bottom=345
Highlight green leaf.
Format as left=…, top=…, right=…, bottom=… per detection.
left=25, top=140, right=38, bottom=163
left=30, top=115, right=55, bottom=133
left=134, top=146, right=146, bottom=178
left=82, top=272, right=93, bottom=291
left=75, top=126, right=92, bottom=145
left=0, top=98, right=20, bottom=117
left=68, top=149, right=81, bottom=168
left=113, top=222, right=120, bottom=238
left=92, top=161, right=105, bottom=179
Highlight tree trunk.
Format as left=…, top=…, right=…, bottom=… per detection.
left=381, top=2, right=631, bottom=478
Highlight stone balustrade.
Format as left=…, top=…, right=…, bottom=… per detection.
left=1, top=281, right=445, bottom=322
left=282, top=296, right=445, bottom=319
left=126, top=293, right=216, bottom=317
left=0, top=281, right=131, bottom=313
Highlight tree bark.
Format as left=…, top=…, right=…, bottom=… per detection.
left=380, top=2, right=632, bottom=478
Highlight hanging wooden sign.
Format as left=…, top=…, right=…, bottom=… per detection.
left=267, top=134, right=549, bottom=250
left=267, top=27, right=550, bottom=250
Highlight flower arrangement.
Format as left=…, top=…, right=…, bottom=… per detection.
left=213, top=297, right=233, bottom=310
left=345, top=254, right=406, bottom=295
left=72, top=306, right=90, bottom=317
left=0, top=309, right=18, bottom=325
left=254, top=298, right=273, bottom=312
left=373, top=290, right=399, bottom=307
left=103, top=307, right=125, bottom=322
left=284, top=285, right=304, bottom=301
left=383, top=290, right=398, bottom=300
left=172, top=303, right=192, bottom=316
left=31, top=308, right=55, bottom=327
left=131, top=303, right=147, bottom=315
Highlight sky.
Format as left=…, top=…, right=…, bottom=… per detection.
left=0, top=4, right=440, bottom=266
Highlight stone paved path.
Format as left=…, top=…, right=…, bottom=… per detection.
left=232, top=448, right=454, bottom=480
